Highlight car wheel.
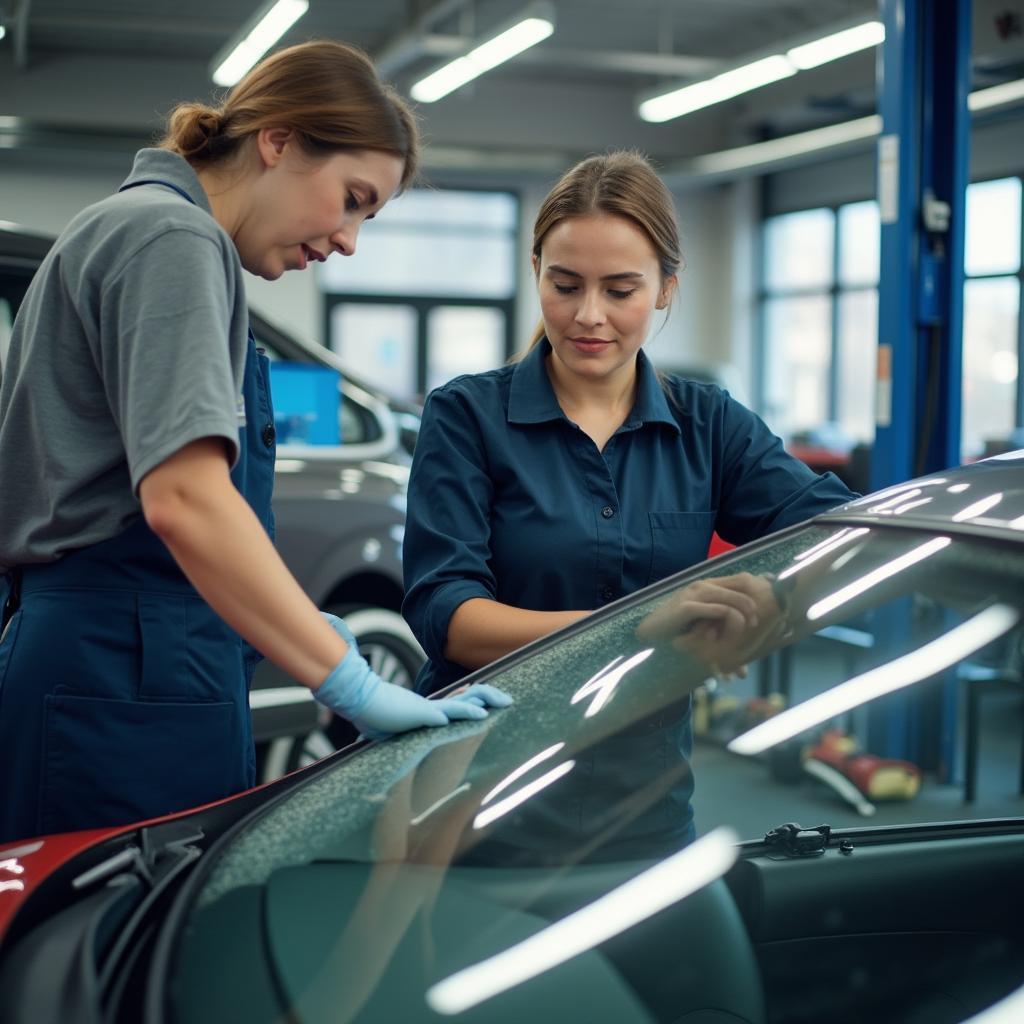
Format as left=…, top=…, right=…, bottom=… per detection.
left=258, top=605, right=426, bottom=781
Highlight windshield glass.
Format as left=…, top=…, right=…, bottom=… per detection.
left=168, top=520, right=1024, bottom=1023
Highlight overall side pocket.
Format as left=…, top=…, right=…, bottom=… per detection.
left=41, top=693, right=239, bottom=834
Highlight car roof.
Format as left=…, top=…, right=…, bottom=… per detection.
left=820, top=450, right=1024, bottom=542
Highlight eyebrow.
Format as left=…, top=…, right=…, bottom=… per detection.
left=547, top=264, right=645, bottom=281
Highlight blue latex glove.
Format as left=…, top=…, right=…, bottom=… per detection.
left=322, top=612, right=359, bottom=653
left=316, top=613, right=513, bottom=740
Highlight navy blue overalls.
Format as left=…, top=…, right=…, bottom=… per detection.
left=0, top=179, right=276, bottom=843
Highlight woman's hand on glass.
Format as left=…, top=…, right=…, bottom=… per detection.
left=635, top=572, right=786, bottom=679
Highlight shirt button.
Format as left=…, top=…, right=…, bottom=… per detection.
left=601, top=586, right=614, bottom=601
left=601, top=506, right=615, bottom=519
left=262, top=424, right=276, bottom=447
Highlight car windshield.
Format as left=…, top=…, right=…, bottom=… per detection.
left=167, top=512, right=1024, bottom=1023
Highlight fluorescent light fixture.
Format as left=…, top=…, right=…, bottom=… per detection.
left=411, top=11, right=554, bottom=103
left=0, top=25, right=6, bottom=43
left=640, top=54, right=795, bottom=123
left=787, top=21, right=885, bottom=70
left=681, top=114, right=881, bottom=177
left=640, top=20, right=885, bottom=124
left=969, top=78, right=1024, bottom=113
left=211, top=0, right=309, bottom=87
left=807, top=536, right=951, bottom=621
left=729, top=603, right=1020, bottom=755
left=427, top=827, right=739, bottom=1014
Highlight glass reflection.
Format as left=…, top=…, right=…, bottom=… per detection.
left=169, top=518, right=1024, bottom=1024
left=427, top=826, right=739, bottom=1015
left=572, top=650, right=655, bottom=717
left=807, top=536, right=951, bottom=620
left=729, top=603, right=1020, bottom=755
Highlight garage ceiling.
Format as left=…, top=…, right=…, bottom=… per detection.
left=1, top=0, right=1022, bottom=180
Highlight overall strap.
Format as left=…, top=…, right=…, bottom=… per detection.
left=117, top=178, right=197, bottom=205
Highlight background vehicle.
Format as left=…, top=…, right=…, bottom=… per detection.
left=0, top=223, right=427, bottom=779
left=2, top=453, right=1023, bottom=1024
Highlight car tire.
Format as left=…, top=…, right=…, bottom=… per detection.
left=258, top=605, right=426, bottom=782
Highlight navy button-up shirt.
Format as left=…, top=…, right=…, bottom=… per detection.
left=403, top=339, right=854, bottom=694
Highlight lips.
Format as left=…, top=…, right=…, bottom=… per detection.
left=569, top=336, right=615, bottom=353
left=298, top=244, right=326, bottom=269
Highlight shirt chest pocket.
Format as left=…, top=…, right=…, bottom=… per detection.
left=647, top=511, right=717, bottom=585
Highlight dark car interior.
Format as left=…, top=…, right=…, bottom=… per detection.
left=151, top=815, right=1024, bottom=1024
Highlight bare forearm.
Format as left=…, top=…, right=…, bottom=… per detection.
left=444, top=597, right=590, bottom=669
left=140, top=443, right=345, bottom=688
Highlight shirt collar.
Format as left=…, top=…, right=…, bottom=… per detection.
left=119, top=149, right=214, bottom=217
left=507, top=337, right=680, bottom=434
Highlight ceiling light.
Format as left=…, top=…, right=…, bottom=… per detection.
left=211, top=0, right=309, bottom=87
left=786, top=21, right=885, bottom=70
left=639, top=54, right=795, bottom=123
left=411, top=7, right=554, bottom=103
left=969, top=77, right=1024, bottom=112
left=640, top=19, right=885, bottom=124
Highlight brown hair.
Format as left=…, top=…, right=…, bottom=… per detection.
left=526, top=149, right=683, bottom=349
left=161, top=40, right=419, bottom=190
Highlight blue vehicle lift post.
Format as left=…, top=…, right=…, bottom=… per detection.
left=866, top=0, right=972, bottom=777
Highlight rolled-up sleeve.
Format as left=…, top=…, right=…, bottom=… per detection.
left=714, top=391, right=856, bottom=543
left=402, top=385, right=498, bottom=666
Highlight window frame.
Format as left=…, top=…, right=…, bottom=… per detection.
left=318, top=184, right=521, bottom=400
left=757, top=175, right=1024, bottom=450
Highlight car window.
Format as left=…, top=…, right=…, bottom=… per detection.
left=168, top=516, right=1024, bottom=1022
left=252, top=331, right=381, bottom=447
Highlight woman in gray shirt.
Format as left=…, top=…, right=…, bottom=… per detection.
left=0, top=40, right=507, bottom=843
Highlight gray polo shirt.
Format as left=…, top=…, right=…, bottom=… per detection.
left=0, top=149, right=250, bottom=572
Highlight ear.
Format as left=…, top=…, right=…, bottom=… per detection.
left=531, top=253, right=540, bottom=279
left=656, top=274, right=678, bottom=310
left=255, top=127, right=293, bottom=169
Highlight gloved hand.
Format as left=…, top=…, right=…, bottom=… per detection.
left=316, top=612, right=513, bottom=740
left=322, top=612, right=359, bottom=652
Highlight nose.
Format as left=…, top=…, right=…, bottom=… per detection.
left=330, top=221, right=359, bottom=257
left=574, top=288, right=606, bottom=328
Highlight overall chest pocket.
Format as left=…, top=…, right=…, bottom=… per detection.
left=647, top=511, right=716, bottom=585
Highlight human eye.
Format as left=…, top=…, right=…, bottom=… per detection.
left=552, top=282, right=577, bottom=295
left=609, top=288, right=636, bottom=299
left=346, top=192, right=361, bottom=212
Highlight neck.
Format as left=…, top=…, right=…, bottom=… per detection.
left=195, top=161, right=247, bottom=237
left=545, top=350, right=639, bottom=418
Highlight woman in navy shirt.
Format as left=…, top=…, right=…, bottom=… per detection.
left=403, top=151, right=854, bottom=698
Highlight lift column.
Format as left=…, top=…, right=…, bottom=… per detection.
left=867, top=0, right=972, bottom=775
